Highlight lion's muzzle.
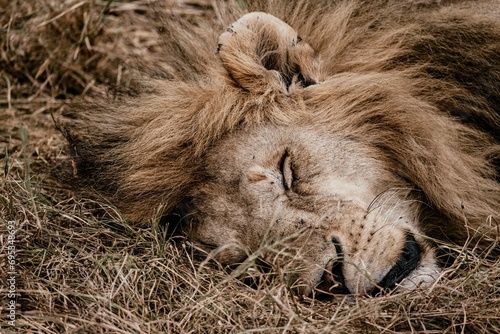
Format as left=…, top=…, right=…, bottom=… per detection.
left=317, top=233, right=422, bottom=296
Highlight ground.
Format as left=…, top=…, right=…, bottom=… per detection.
left=1, top=1, right=499, bottom=333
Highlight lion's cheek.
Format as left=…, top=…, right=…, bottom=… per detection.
left=186, top=221, right=252, bottom=264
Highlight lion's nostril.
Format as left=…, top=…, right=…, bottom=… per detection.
left=316, top=237, right=350, bottom=295
left=317, top=258, right=350, bottom=295
left=374, top=233, right=421, bottom=294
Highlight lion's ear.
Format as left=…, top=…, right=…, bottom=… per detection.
left=217, top=12, right=320, bottom=94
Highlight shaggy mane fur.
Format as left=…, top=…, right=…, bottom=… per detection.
left=60, top=0, right=499, bottom=245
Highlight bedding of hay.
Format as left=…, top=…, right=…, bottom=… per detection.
left=1, top=1, right=499, bottom=333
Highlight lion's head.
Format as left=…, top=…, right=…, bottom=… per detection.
left=60, top=1, right=500, bottom=297
left=185, top=124, right=439, bottom=295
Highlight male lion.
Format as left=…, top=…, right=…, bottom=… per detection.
left=60, top=0, right=500, bottom=296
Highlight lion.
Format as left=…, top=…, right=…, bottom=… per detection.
left=59, top=0, right=500, bottom=297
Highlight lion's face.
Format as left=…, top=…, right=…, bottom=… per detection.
left=185, top=125, right=439, bottom=296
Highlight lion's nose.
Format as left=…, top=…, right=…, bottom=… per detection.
left=317, top=234, right=421, bottom=295
left=316, top=237, right=350, bottom=294
left=317, top=258, right=350, bottom=294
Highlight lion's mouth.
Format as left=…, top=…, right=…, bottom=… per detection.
left=315, top=233, right=422, bottom=296
left=374, top=233, right=422, bottom=293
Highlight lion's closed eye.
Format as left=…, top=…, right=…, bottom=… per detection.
left=278, top=149, right=294, bottom=191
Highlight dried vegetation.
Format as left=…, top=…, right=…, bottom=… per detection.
left=1, top=0, right=499, bottom=333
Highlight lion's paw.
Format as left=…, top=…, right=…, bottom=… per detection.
left=217, top=12, right=320, bottom=94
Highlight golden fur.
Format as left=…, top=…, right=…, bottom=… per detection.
left=60, top=0, right=499, bottom=295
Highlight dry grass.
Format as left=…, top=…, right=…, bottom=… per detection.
left=1, top=1, right=499, bottom=333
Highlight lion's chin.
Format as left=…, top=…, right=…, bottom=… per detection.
left=396, top=252, right=441, bottom=292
